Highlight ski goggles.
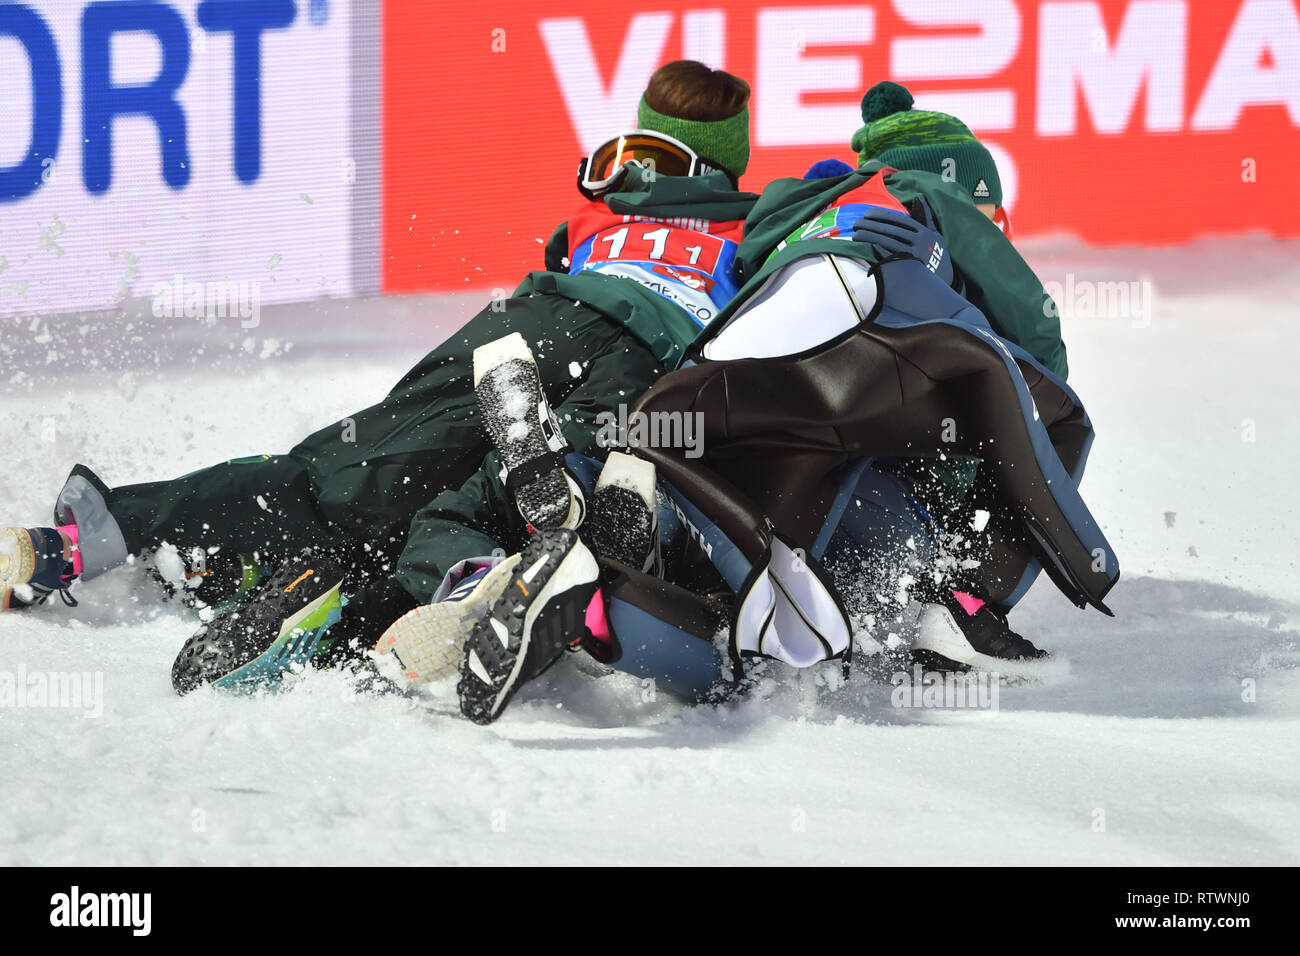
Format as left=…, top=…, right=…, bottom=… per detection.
left=576, top=130, right=732, bottom=199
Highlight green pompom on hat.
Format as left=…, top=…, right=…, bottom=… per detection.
left=850, top=80, right=1002, bottom=207
left=637, top=95, right=751, bottom=182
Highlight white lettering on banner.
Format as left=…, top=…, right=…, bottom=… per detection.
left=911, top=91, right=1016, bottom=132
left=891, top=0, right=1021, bottom=80
left=1037, top=1, right=1187, bottom=135
left=682, top=9, right=727, bottom=69
left=540, top=15, right=672, bottom=153
left=0, top=1, right=354, bottom=318
left=755, top=6, right=876, bottom=147
left=539, top=10, right=744, bottom=152
left=545, top=5, right=1297, bottom=171
left=1192, top=0, right=1300, bottom=129
left=893, top=2, right=1020, bottom=139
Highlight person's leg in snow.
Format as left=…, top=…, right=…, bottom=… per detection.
left=456, top=528, right=602, bottom=724
left=389, top=331, right=664, bottom=606
left=0, top=526, right=78, bottom=610
left=374, top=373, right=730, bottom=720
left=817, top=458, right=1050, bottom=672
left=151, top=308, right=665, bottom=693
left=369, top=350, right=656, bottom=695
left=6, top=297, right=654, bottom=619
left=472, top=332, right=586, bottom=531
left=374, top=450, right=669, bottom=693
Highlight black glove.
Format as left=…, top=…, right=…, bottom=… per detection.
left=851, top=206, right=953, bottom=286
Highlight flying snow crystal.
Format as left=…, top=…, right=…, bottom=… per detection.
left=267, top=254, right=283, bottom=271
left=300, top=194, right=314, bottom=204
left=256, top=496, right=270, bottom=512
left=151, top=543, right=187, bottom=589
left=38, top=215, right=67, bottom=257
left=569, top=361, right=582, bottom=378
left=499, top=388, right=529, bottom=422
left=117, top=371, right=138, bottom=401
left=481, top=364, right=533, bottom=442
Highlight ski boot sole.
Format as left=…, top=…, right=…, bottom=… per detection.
left=457, top=530, right=598, bottom=725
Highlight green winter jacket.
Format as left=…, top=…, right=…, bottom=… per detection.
left=524, top=167, right=759, bottom=367
left=722, top=162, right=1068, bottom=379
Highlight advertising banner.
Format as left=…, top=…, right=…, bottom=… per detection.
left=383, top=1, right=1300, bottom=293
left=0, top=0, right=373, bottom=319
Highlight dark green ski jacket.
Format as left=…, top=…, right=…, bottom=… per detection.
left=721, top=162, right=1068, bottom=379
left=522, top=167, right=759, bottom=367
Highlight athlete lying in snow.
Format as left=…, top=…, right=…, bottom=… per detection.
left=0, top=61, right=757, bottom=660
left=381, top=166, right=1117, bottom=724
left=167, top=102, right=1114, bottom=722
left=5, top=74, right=1106, bottom=718
left=356, top=86, right=1117, bottom=723
left=150, top=80, right=1105, bottom=715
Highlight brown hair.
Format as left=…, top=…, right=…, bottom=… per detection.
left=644, top=60, right=750, bottom=122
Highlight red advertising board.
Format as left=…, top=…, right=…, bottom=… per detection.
left=382, top=1, right=1300, bottom=294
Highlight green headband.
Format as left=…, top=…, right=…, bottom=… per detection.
left=637, top=95, right=751, bottom=181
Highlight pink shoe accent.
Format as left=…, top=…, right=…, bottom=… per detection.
left=584, top=588, right=610, bottom=646
left=58, top=523, right=82, bottom=576
left=952, top=590, right=986, bottom=616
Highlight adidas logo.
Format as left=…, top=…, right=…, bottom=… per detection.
left=973, top=179, right=990, bottom=199
left=446, top=568, right=490, bottom=602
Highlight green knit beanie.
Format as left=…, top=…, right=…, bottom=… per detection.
left=637, top=94, right=750, bottom=182
left=849, top=81, right=1002, bottom=207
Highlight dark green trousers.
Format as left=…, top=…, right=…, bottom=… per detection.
left=67, top=294, right=662, bottom=603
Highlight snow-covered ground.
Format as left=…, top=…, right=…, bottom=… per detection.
left=1, top=236, right=1298, bottom=865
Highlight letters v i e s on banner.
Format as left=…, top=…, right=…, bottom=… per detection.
left=2, top=2, right=1296, bottom=315
left=0, top=0, right=360, bottom=320
left=382, top=0, right=1300, bottom=294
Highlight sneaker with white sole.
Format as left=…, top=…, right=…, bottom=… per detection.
left=374, top=553, right=522, bottom=684
left=582, top=451, right=660, bottom=574
left=457, top=528, right=600, bottom=724
left=910, top=589, right=1047, bottom=672
left=473, top=332, right=585, bottom=530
